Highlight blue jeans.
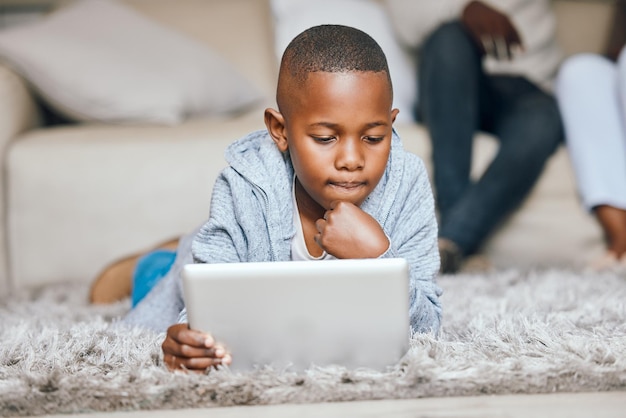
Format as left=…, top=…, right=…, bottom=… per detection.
left=417, top=22, right=563, bottom=255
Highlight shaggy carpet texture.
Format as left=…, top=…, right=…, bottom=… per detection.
left=1, top=269, right=625, bottom=416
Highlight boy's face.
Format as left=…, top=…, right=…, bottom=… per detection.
left=267, top=71, right=398, bottom=214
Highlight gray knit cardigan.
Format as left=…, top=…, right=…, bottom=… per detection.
left=124, top=129, right=442, bottom=334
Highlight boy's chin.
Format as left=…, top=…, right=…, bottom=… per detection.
left=321, top=197, right=366, bottom=209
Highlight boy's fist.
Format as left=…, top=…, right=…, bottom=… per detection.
left=315, top=201, right=389, bottom=259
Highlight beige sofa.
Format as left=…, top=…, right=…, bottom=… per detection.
left=0, top=0, right=615, bottom=295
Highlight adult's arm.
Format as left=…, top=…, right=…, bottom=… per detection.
left=382, top=0, right=552, bottom=54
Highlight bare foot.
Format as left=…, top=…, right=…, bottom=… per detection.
left=594, top=205, right=626, bottom=258
left=89, top=237, right=180, bottom=304
left=588, top=251, right=619, bottom=272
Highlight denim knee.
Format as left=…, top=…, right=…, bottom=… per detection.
left=418, top=21, right=482, bottom=121
left=504, top=95, right=563, bottom=161
left=420, top=21, right=480, bottom=70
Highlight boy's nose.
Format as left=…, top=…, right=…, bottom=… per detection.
left=335, top=138, right=365, bottom=170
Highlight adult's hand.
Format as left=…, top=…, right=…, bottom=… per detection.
left=461, top=0, right=523, bottom=60
left=162, top=323, right=231, bottom=372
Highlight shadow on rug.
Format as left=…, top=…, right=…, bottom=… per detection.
left=1, top=269, right=625, bottom=416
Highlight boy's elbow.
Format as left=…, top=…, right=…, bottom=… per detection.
left=411, top=317, right=441, bottom=336
left=409, top=302, right=442, bottom=336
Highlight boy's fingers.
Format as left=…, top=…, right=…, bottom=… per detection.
left=168, top=323, right=214, bottom=347
left=315, top=218, right=326, bottom=233
left=166, top=342, right=219, bottom=358
left=164, top=353, right=225, bottom=371
left=163, top=335, right=227, bottom=357
left=163, top=324, right=232, bottom=373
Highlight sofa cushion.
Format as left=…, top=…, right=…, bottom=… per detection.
left=124, top=0, right=278, bottom=102
left=0, top=0, right=263, bottom=125
left=6, top=111, right=268, bottom=287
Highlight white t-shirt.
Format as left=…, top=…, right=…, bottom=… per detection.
left=290, top=177, right=336, bottom=261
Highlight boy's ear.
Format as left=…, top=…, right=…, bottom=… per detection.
left=264, top=108, right=289, bottom=152
left=391, top=108, right=400, bottom=124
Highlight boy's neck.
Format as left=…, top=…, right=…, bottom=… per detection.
left=294, top=177, right=325, bottom=222
left=294, top=177, right=325, bottom=257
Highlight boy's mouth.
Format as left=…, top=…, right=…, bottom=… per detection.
left=329, top=181, right=366, bottom=191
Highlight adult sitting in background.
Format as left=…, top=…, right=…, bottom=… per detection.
left=383, top=0, right=564, bottom=273
left=555, top=0, right=626, bottom=270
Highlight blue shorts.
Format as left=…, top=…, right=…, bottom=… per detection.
left=131, top=249, right=177, bottom=307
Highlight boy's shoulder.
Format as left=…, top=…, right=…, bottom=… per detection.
left=219, top=129, right=292, bottom=189
left=225, top=129, right=271, bottom=157
left=223, top=129, right=283, bottom=169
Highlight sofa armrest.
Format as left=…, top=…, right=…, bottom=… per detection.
left=0, top=64, right=42, bottom=147
left=0, top=63, right=41, bottom=296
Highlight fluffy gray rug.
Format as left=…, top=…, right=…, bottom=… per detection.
left=1, top=269, right=625, bottom=416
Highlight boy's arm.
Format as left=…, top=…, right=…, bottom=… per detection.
left=170, top=172, right=256, bottom=326
left=158, top=172, right=248, bottom=371
left=192, top=171, right=262, bottom=265
left=380, top=156, right=442, bottom=334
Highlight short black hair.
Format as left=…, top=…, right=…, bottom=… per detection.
left=280, top=24, right=391, bottom=87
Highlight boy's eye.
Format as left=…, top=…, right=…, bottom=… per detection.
left=364, top=136, right=385, bottom=143
left=311, top=136, right=335, bottom=143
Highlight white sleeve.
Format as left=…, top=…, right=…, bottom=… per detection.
left=382, top=0, right=468, bottom=47
left=177, top=307, right=188, bottom=324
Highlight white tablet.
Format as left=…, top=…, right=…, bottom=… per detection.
left=182, top=258, right=410, bottom=372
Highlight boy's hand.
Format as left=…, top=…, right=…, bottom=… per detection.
left=315, top=201, right=389, bottom=259
left=162, top=323, right=232, bottom=373
left=461, top=0, right=523, bottom=60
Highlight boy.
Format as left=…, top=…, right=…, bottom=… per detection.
left=124, top=24, right=442, bottom=372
